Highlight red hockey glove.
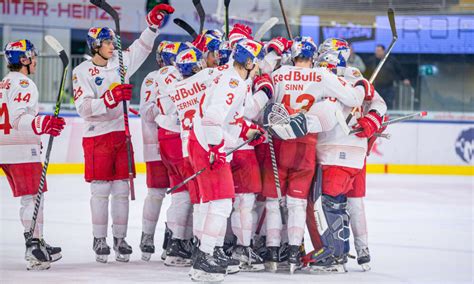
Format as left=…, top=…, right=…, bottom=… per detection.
left=354, top=79, right=375, bottom=101
left=32, top=115, right=66, bottom=136
left=146, top=4, right=175, bottom=29
left=354, top=111, right=382, bottom=138
left=266, top=37, right=292, bottom=56
left=367, top=114, right=389, bottom=153
left=253, top=74, right=274, bottom=99
left=192, top=34, right=207, bottom=52
left=239, top=122, right=266, bottom=146
left=229, top=23, right=253, bottom=47
left=103, top=84, right=133, bottom=109
left=208, top=140, right=226, bottom=171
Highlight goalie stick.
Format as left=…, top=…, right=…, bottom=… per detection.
left=90, top=0, right=137, bottom=200
left=173, top=18, right=198, bottom=39
left=193, top=0, right=205, bottom=34
left=278, top=0, right=293, bottom=39
left=342, top=8, right=398, bottom=126
left=166, top=135, right=260, bottom=194
left=24, top=35, right=69, bottom=244
left=254, top=17, right=279, bottom=41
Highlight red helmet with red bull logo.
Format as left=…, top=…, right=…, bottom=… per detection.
left=4, top=39, right=37, bottom=66
left=233, top=39, right=264, bottom=66
left=175, top=48, right=204, bottom=77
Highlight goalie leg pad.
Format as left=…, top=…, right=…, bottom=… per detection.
left=313, top=194, right=350, bottom=263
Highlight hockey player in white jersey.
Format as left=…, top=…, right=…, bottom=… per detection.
left=303, top=38, right=386, bottom=273
left=72, top=3, right=174, bottom=263
left=137, top=40, right=183, bottom=262
left=187, top=39, right=266, bottom=282
left=0, top=40, right=65, bottom=270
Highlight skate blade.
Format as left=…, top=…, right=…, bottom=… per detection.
left=239, top=263, right=265, bottom=272
left=227, top=264, right=241, bottom=274
left=361, top=263, right=371, bottom=271
left=289, top=263, right=301, bottom=274
left=160, top=250, right=167, bottom=261
left=96, top=254, right=108, bottom=263
left=142, top=252, right=152, bottom=261
left=164, top=256, right=192, bottom=267
left=27, top=259, right=51, bottom=271
left=190, top=269, right=225, bottom=282
left=115, top=252, right=130, bottom=262
left=264, top=261, right=278, bottom=273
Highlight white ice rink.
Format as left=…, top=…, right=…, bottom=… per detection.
left=1, top=174, right=473, bottom=283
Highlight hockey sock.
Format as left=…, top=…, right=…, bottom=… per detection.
left=166, top=191, right=192, bottom=240
left=142, top=188, right=166, bottom=235
left=348, top=197, right=368, bottom=251
left=111, top=180, right=129, bottom=238
left=287, top=195, right=307, bottom=246
left=265, top=198, right=282, bottom=247
left=90, top=181, right=112, bottom=238
left=20, top=194, right=43, bottom=239
left=200, top=199, right=232, bottom=255
left=231, top=193, right=255, bottom=246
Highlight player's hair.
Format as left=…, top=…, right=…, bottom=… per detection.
left=293, top=56, right=312, bottom=64
left=376, top=44, right=386, bottom=51
left=7, top=63, right=23, bottom=72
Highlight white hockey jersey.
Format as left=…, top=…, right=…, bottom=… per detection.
left=0, top=72, right=42, bottom=164
left=73, top=28, right=158, bottom=138
left=192, top=64, right=251, bottom=157
left=271, top=65, right=365, bottom=133
left=317, top=67, right=388, bottom=169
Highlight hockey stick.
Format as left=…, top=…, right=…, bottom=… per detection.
left=173, top=18, right=198, bottom=39
left=254, top=17, right=279, bottom=41
left=349, top=111, right=427, bottom=135
left=224, top=0, right=230, bottom=39
left=24, top=35, right=69, bottom=244
left=90, top=0, right=136, bottom=200
left=193, top=0, right=205, bottom=34
left=343, top=8, right=397, bottom=126
left=278, top=0, right=293, bottom=39
left=166, top=135, right=259, bottom=194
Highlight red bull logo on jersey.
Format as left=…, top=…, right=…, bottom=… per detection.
left=171, top=82, right=206, bottom=102
left=229, top=78, right=239, bottom=89
left=145, top=78, right=154, bottom=87
left=0, top=79, right=11, bottom=90
left=8, top=40, right=27, bottom=51
left=273, top=70, right=322, bottom=84
left=19, top=79, right=29, bottom=88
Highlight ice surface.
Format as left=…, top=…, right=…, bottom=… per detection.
left=1, top=174, right=473, bottom=283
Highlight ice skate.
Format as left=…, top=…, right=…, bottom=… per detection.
left=164, top=239, right=192, bottom=267
left=93, top=237, right=110, bottom=263
left=214, top=246, right=240, bottom=274
left=264, top=246, right=280, bottom=272
left=357, top=247, right=371, bottom=271
left=232, top=245, right=264, bottom=272
left=42, top=240, right=62, bottom=262
left=161, top=225, right=172, bottom=260
left=113, top=237, right=132, bottom=262
left=25, top=238, right=51, bottom=270
left=252, top=235, right=268, bottom=260
left=288, top=245, right=301, bottom=274
left=305, top=255, right=347, bottom=274
left=190, top=248, right=226, bottom=282
left=139, top=232, right=155, bottom=261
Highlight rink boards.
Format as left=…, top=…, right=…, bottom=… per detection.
left=2, top=116, right=473, bottom=176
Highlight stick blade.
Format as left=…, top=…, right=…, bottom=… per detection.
left=45, top=35, right=69, bottom=66
left=254, top=17, right=279, bottom=41
left=224, top=0, right=231, bottom=7
left=387, top=8, right=398, bottom=39
left=335, top=109, right=351, bottom=135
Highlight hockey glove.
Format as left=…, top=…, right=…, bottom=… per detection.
left=229, top=23, right=253, bottom=47
left=103, top=84, right=133, bottom=109
left=208, top=140, right=226, bottom=171
left=146, top=4, right=175, bottom=29
left=354, top=79, right=375, bottom=101
left=253, top=74, right=274, bottom=99
left=354, top=111, right=382, bottom=138
left=266, top=37, right=292, bottom=56
left=239, top=122, right=266, bottom=146
left=32, top=115, right=66, bottom=136
left=367, top=114, right=389, bottom=153
left=269, top=112, right=308, bottom=140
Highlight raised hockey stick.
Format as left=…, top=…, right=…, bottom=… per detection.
left=278, top=0, right=293, bottom=39
left=24, top=35, right=69, bottom=244
left=224, top=0, right=230, bottom=39
left=349, top=111, right=427, bottom=135
left=173, top=18, right=198, bottom=39
left=166, top=135, right=260, bottom=194
left=254, top=17, right=279, bottom=41
left=193, top=0, right=206, bottom=34
left=343, top=8, right=397, bottom=126
left=90, top=0, right=136, bottom=200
